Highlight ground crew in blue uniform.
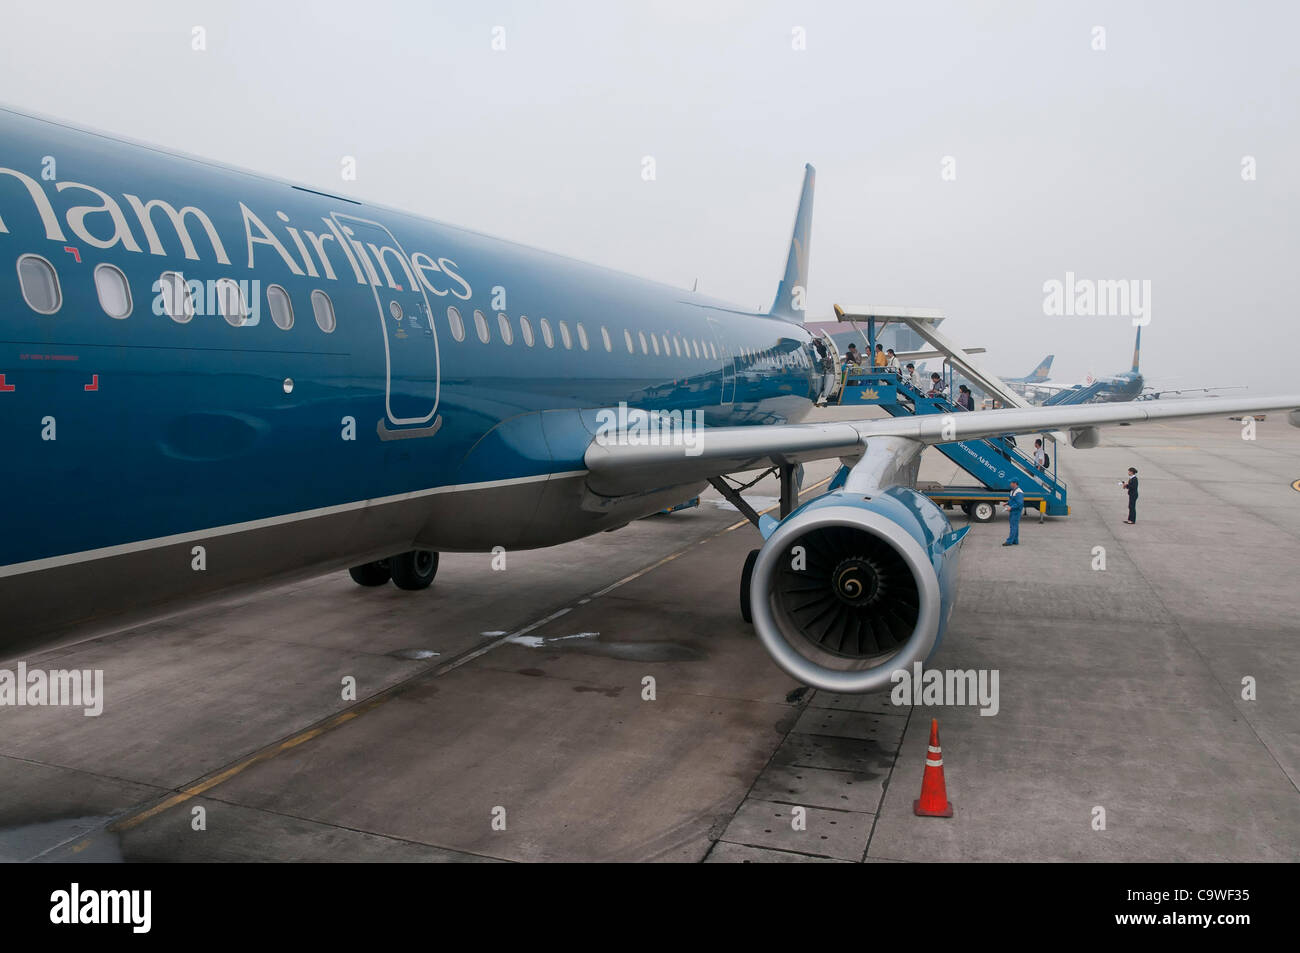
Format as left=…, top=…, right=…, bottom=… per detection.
left=1002, top=479, right=1024, bottom=546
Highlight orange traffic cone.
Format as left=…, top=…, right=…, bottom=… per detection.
left=913, top=718, right=954, bottom=817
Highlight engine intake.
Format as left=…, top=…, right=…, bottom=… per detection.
left=774, top=525, right=921, bottom=658
left=749, top=490, right=954, bottom=694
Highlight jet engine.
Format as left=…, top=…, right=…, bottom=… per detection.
left=748, top=486, right=966, bottom=694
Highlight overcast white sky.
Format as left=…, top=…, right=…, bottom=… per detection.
left=2, top=0, right=1296, bottom=387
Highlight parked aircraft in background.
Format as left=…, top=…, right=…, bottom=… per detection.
left=1040, top=328, right=1242, bottom=406
left=1006, top=354, right=1054, bottom=385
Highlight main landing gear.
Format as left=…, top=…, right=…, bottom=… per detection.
left=348, top=550, right=440, bottom=590
left=711, top=462, right=802, bottom=625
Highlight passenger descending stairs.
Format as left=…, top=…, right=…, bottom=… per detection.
left=844, top=374, right=1069, bottom=516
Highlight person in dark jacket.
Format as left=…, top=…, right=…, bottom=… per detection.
left=1121, top=467, right=1139, bottom=524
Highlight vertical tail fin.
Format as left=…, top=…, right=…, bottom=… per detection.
left=1131, top=326, right=1141, bottom=373
left=1031, top=355, right=1054, bottom=381
left=769, top=163, right=815, bottom=322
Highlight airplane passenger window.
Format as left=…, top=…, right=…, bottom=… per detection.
left=215, top=278, right=249, bottom=327
left=159, top=272, right=193, bottom=324
left=93, top=263, right=132, bottom=319
left=519, top=315, right=534, bottom=347
left=17, top=254, right=61, bottom=315
left=661, top=334, right=669, bottom=355
left=692, top=339, right=701, bottom=359
left=558, top=320, right=572, bottom=349
left=474, top=309, right=491, bottom=343
left=539, top=317, right=554, bottom=348
left=624, top=329, right=634, bottom=353
left=447, top=305, right=466, bottom=342
left=638, top=331, right=649, bottom=355
left=600, top=326, right=612, bottom=351
left=650, top=334, right=660, bottom=355
left=576, top=323, right=589, bottom=350
left=498, top=312, right=513, bottom=345
left=311, top=290, right=337, bottom=332
left=267, top=284, right=293, bottom=330
left=673, top=337, right=682, bottom=357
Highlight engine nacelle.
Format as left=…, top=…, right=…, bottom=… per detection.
left=748, top=486, right=965, bottom=694
left=1069, top=425, right=1101, bottom=449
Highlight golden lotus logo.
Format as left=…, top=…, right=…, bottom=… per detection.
left=862, top=388, right=879, bottom=399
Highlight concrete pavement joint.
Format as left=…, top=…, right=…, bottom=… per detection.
left=79, top=476, right=832, bottom=855
left=1068, top=452, right=1300, bottom=797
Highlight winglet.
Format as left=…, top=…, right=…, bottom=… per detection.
left=769, top=164, right=815, bottom=322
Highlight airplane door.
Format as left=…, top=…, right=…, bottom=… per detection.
left=707, top=317, right=735, bottom=404
left=331, top=213, right=442, bottom=439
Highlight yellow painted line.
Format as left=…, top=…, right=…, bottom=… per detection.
left=103, top=471, right=834, bottom=838
left=111, top=701, right=381, bottom=833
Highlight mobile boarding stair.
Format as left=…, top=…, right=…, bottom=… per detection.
left=1043, top=378, right=1109, bottom=406
left=828, top=305, right=1070, bottom=522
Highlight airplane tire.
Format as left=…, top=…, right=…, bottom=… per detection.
left=740, top=549, right=759, bottom=624
left=348, top=561, right=391, bottom=587
left=390, top=550, right=439, bottom=590
left=971, top=501, right=997, bottom=523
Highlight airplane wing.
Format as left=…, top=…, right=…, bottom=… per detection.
left=1015, top=381, right=1067, bottom=395
left=584, top=393, right=1300, bottom=496
left=894, top=347, right=986, bottom=362
left=1138, top=384, right=1247, bottom=400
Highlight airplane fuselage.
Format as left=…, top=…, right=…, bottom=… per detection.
left=0, top=108, right=820, bottom=638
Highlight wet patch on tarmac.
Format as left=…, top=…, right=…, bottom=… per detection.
left=388, top=648, right=441, bottom=660
left=558, top=639, right=705, bottom=662
left=0, top=815, right=122, bottom=863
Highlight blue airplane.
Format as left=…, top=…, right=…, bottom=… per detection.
left=1043, top=328, right=1145, bottom=405
left=3, top=105, right=1297, bottom=692
left=1005, top=354, right=1054, bottom=385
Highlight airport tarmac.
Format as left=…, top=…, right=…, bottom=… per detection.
left=2, top=412, right=1297, bottom=862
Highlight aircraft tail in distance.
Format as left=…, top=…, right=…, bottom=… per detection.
left=1131, top=326, right=1142, bottom=374
left=769, top=164, right=815, bottom=322
left=1028, top=354, right=1054, bottom=381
